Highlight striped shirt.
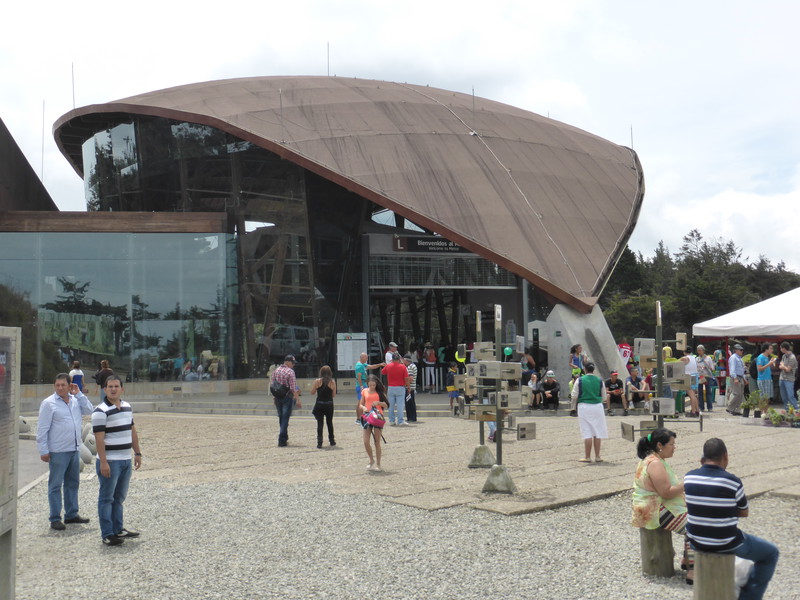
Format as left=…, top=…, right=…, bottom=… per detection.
left=92, top=398, right=135, bottom=461
left=684, top=463, right=748, bottom=552
left=406, top=362, right=418, bottom=387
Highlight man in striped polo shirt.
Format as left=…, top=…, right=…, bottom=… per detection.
left=93, top=375, right=142, bottom=546
left=685, top=438, right=778, bottom=600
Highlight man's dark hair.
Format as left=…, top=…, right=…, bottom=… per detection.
left=104, top=374, right=123, bottom=388
left=584, top=362, right=595, bottom=373
left=780, top=341, right=792, bottom=351
left=702, top=437, right=728, bottom=461
left=762, top=342, right=772, bottom=353
left=55, top=373, right=70, bottom=383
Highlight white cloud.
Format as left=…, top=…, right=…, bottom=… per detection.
left=1, top=0, right=800, bottom=273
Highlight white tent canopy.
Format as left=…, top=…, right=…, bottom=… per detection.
left=693, top=287, right=800, bottom=338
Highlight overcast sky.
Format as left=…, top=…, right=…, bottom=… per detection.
left=3, top=0, right=799, bottom=272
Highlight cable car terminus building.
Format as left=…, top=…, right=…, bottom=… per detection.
left=17, top=76, right=643, bottom=380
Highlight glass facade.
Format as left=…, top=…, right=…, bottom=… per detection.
left=66, top=113, right=539, bottom=379
left=0, top=232, right=235, bottom=384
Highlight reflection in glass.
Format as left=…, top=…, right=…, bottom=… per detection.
left=0, top=232, right=234, bottom=384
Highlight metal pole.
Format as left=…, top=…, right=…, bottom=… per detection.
left=494, top=304, right=503, bottom=465
left=476, top=310, right=484, bottom=445
left=655, top=301, right=664, bottom=428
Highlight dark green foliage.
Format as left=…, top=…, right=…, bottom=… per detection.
left=602, top=231, right=800, bottom=343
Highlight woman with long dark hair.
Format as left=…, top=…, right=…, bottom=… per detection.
left=358, top=375, right=388, bottom=471
left=631, top=427, right=693, bottom=584
left=310, top=365, right=337, bottom=449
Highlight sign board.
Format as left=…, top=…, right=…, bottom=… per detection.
left=464, top=377, right=477, bottom=396
left=490, top=391, right=522, bottom=410
left=517, top=422, right=536, bottom=440
left=392, top=235, right=471, bottom=253
left=651, top=397, right=676, bottom=415
left=664, top=362, right=686, bottom=379
left=454, top=374, right=466, bottom=390
left=0, top=327, right=21, bottom=600
left=336, top=332, right=367, bottom=372
left=475, top=361, right=521, bottom=380
left=634, top=337, right=656, bottom=357
left=473, top=341, right=495, bottom=360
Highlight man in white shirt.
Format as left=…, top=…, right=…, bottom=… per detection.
left=37, top=373, right=94, bottom=530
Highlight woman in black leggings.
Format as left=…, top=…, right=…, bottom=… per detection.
left=310, top=365, right=337, bottom=448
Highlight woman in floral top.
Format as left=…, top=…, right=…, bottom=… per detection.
left=631, top=428, right=693, bottom=584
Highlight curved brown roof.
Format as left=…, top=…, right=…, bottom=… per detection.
left=54, top=76, right=644, bottom=311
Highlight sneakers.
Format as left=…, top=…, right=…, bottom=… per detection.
left=50, top=521, right=66, bottom=531
left=569, top=410, right=577, bottom=417
left=116, top=528, right=140, bottom=538
left=102, top=535, right=124, bottom=546
left=623, top=409, right=629, bottom=416
left=64, top=515, right=90, bottom=524
left=607, top=409, right=614, bottom=416
left=398, top=422, right=409, bottom=426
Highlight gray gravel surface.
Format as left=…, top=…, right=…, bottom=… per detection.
left=15, top=477, right=799, bottom=600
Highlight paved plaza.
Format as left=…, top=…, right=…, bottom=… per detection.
left=15, top=397, right=800, bottom=599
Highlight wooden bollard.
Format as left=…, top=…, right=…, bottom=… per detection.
left=639, top=527, right=675, bottom=577
left=694, top=551, right=735, bottom=600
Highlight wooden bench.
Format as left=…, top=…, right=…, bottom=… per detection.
left=693, top=551, right=735, bottom=600
left=639, top=527, right=674, bottom=576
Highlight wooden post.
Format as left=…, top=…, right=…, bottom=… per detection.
left=639, top=527, right=675, bottom=577
left=693, top=551, right=735, bottom=600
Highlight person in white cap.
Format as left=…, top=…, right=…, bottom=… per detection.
left=385, top=342, right=398, bottom=364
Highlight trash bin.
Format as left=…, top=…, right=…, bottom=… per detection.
left=674, top=391, right=685, bottom=413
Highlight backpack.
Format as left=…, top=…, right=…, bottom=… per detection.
left=748, top=358, right=758, bottom=380
left=270, top=380, right=290, bottom=398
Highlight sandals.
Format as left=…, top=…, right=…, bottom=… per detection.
left=686, top=569, right=694, bottom=585
left=578, top=458, right=591, bottom=463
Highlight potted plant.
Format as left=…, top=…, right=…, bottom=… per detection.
left=740, top=395, right=754, bottom=418
left=750, top=389, right=770, bottom=419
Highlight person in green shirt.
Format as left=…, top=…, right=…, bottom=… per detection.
left=570, top=362, right=608, bottom=463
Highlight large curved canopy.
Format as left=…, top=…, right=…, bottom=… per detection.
left=54, top=76, right=644, bottom=311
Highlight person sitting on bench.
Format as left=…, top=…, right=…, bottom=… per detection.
left=626, top=367, right=650, bottom=412
left=540, top=370, right=560, bottom=410
left=685, top=438, right=779, bottom=600
left=605, top=370, right=625, bottom=416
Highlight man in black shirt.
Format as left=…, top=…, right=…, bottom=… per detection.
left=605, top=371, right=625, bottom=416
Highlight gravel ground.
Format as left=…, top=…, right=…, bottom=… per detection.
left=15, top=476, right=800, bottom=600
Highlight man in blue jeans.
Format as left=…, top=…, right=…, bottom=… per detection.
left=271, top=355, right=301, bottom=446
left=685, top=438, right=779, bottom=599
left=37, top=373, right=94, bottom=530
left=93, top=375, right=142, bottom=546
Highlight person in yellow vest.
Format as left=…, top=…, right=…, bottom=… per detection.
left=570, top=362, right=608, bottom=463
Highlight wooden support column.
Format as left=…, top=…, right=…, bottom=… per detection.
left=694, top=551, right=735, bottom=600
left=393, top=298, right=402, bottom=345
left=639, top=528, right=675, bottom=577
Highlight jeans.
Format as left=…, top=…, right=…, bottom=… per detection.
left=698, top=380, right=715, bottom=411
left=96, top=458, right=132, bottom=538
left=275, top=396, right=294, bottom=445
left=736, top=532, right=779, bottom=600
left=779, top=380, right=798, bottom=409
left=387, top=386, right=406, bottom=424
left=48, top=451, right=81, bottom=522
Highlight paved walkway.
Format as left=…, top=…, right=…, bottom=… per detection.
left=23, top=406, right=789, bottom=516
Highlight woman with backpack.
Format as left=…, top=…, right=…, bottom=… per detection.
left=310, top=365, right=337, bottom=449
left=358, top=376, right=388, bottom=472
